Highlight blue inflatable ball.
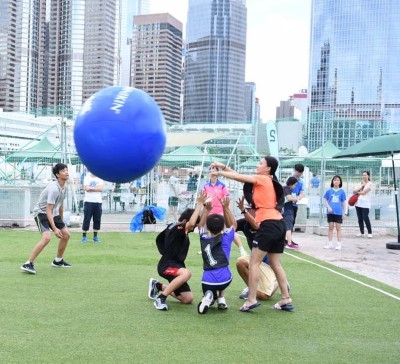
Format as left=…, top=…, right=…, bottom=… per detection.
left=74, top=86, right=166, bottom=183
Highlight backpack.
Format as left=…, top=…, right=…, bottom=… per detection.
left=155, top=227, right=167, bottom=254
left=142, top=208, right=156, bottom=224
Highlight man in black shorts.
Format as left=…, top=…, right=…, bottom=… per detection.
left=20, top=163, right=71, bottom=275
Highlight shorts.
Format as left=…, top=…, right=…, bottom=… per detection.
left=282, top=209, right=294, bottom=231
left=327, top=214, right=343, bottom=224
left=160, top=266, right=191, bottom=296
left=168, top=196, right=179, bottom=207
left=201, top=278, right=232, bottom=297
left=34, top=214, right=66, bottom=233
left=253, top=220, right=286, bottom=254
left=237, top=255, right=277, bottom=296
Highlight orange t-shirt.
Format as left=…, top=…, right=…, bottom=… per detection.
left=253, top=175, right=282, bottom=223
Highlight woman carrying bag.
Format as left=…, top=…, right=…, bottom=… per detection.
left=353, top=171, right=373, bottom=238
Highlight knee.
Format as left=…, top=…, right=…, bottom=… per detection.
left=61, top=230, right=71, bottom=241
left=236, top=258, right=247, bottom=270
left=180, top=293, right=194, bottom=304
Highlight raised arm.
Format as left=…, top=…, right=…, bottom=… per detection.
left=221, top=197, right=237, bottom=230
left=186, top=192, right=207, bottom=231
left=236, top=196, right=259, bottom=230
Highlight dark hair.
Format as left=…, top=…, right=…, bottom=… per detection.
left=206, top=214, right=225, bottom=235
left=330, top=175, right=343, bottom=188
left=264, top=156, right=279, bottom=176
left=362, top=171, right=371, bottom=181
left=52, top=163, right=68, bottom=177
left=178, top=208, right=200, bottom=225
left=172, top=167, right=178, bottom=171
left=294, top=164, right=305, bottom=173
left=209, top=165, right=219, bottom=171
left=286, top=176, right=298, bottom=186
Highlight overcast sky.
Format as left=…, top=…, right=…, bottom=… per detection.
left=151, top=0, right=311, bottom=121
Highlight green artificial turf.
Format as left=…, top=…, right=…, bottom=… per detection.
left=1, top=230, right=399, bottom=363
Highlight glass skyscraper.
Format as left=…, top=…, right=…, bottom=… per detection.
left=183, top=0, right=247, bottom=124
left=307, top=0, right=400, bottom=151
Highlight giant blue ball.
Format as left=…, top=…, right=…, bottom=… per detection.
left=74, top=86, right=166, bottom=183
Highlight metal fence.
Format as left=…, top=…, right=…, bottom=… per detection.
left=0, top=153, right=398, bottom=230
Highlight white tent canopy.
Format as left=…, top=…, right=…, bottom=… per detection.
left=381, top=153, right=400, bottom=168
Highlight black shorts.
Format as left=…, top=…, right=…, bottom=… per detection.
left=159, top=266, right=191, bottom=296
left=327, top=214, right=343, bottom=224
left=168, top=196, right=179, bottom=207
left=252, top=220, right=286, bottom=254
left=34, top=214, right=65, bottom=233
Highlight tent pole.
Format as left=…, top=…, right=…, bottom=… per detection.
left=386, top=152, right=400, bottom=249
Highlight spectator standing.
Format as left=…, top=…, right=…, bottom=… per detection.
left=166, top=167, right=180, bottom=223
left=282, top=177, right=299, bottom=250
left=323, top=175, right=347, bottom=250
left=354, top=171, right=373, bottom=238
left=81, top=171, right=104, bottom=243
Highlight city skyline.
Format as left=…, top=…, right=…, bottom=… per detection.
left=151, top=0, right=311, bottom=121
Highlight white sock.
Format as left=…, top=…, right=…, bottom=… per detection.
left=55, top=257, right=62, bottom=262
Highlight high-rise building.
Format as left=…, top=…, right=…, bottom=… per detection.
left=244, top=82, right=258, bottom=125
left=183, top=0, right=247, bottom=124
left=132, top=13, right=183, bottom=123
left=307, top=0, right=400, bottom=152
left=0, top=0, right=47, bottom=112
left=120, top=0, right=150, bottom=86
left=47, top=0, right=120, bottom=115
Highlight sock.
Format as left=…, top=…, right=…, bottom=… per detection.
left=239, top=246, right=247, bottom=256
left=25, top=261, right=31, bottom=265
left=158, top=293, right=167, bottom=302
left=328, top=241, right=333, bottom=245
left=55, top=257, right=62, bottom=262
left=94, top=231, right=98, bottom=237
left=83, top=232, right=87, bottom=237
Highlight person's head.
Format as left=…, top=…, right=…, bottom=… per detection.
left=52, top=163, right=68, bottom=178
left=362, top=171, right=370, bottom=181
left=331, top=175, right=343, bottom=188
left=294, top=164, right=304, bottom=178
left=206, top=214, right=225, bottom=235
left=172, top=167, right=179, bottom=176
left=257, top=156, right=279, bottom=176
left=286, top=176, right=298, bottom=188
left=178, top=208, right=200, bottom=227
left=208, top=165, right=219, bottom=182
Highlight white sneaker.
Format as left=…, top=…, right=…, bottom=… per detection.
left=217, top=296, right=228, bottom=310
left=335, top=243, right=342, bottom=250
left=239, top=287, right=249, bottom=299
left=154, top=297, right=168, bottom=311
left=368, top=234, right=373, bottom=238
left=198, top=290, right=213, bottom=314
left=356, top=233, right=364, bottom=237
left=324, top=242, right=334, bottom=249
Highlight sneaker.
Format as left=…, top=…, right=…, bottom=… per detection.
left=198, top=290, right=213, bottom=314
left=148, top=278, right=159, bottom=300
left=368, top=234, right=373, bottom=238
left=21, top=262, right=36, bottom=274
left=335, top=243, right=342, bottom=250
left=356, top=233, right=364, bottom=237
left=324, top=242, right=334, bottom=249
left=81, top=236, right=88, bottom=243
left=154, top=297, right=168, bottom=311
left=217, top=296, right=228, bottom=310
left=93, top=236, right=101, bottom=243
left=286, top=242, right=299, bottom=250
left=51, top=259, right=71, bottom=268
left=239, top=287, right=249, bottom=299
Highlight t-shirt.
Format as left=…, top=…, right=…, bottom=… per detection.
left=199, top=226, right=234, bottom=285
left=252, top=175, right=282, bottom=222
left=324, top=188, right=347, bottom=215
left=168, top=174, right=180, bottom=196
left=157, top=222, right=190, bottom=274
left=202, top=180, right=229, bottom=215
left=291, top=176, right=304, bottom=206
left=32, top=181, right=65, bottom=217
left=355, top=181, right=372, bottom=209
left=83, top=174, right=104, bottom=203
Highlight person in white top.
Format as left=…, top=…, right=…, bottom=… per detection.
left=82, top=171, right=104, bottom=243
left=353, top=171, right=373, bottom=238
left=166, top=167, right=180, bottom=223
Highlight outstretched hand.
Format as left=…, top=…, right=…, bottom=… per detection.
left=236, top=196, right=245, bottom=211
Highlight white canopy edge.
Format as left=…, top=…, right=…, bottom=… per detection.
left=166, top=132, right=226, bottom=148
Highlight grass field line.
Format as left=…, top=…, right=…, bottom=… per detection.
left=285, top=251, right=400, bottom=301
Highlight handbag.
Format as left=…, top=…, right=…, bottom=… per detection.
left=348, top=193, right=359, bottom=206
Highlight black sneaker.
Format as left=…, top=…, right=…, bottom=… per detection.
left=148, top=278, right=159, bottom=300
left=21, top=262, right=36, bottom=274
left=51, top=259, right=71, bottom=268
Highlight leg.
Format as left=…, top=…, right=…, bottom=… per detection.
left=27, top=231, right=52, bottom=262
left=355, top=206, right=364, bottom=234
left=268, top=252, right=291, bottom=305
left=56, top=227, right=71, bottom=258
left=162, top=268, right=193, bottom=303
left=236, top=256, right=250, bottom=285
left=336, top=222, right=342, bottom=242
left=246, top=248, right=265, bottom=304
left=328, top=222, right=334, bottom=241
left=233, top=233, right=247, bottom=256
left=362, top=208, right=372, bottom=234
